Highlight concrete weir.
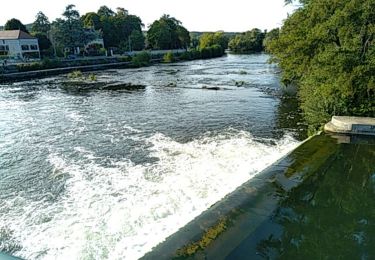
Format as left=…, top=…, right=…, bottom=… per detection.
left=324, top=116, right=375, bottom=136
left=142, top=133, right=375, bottom=259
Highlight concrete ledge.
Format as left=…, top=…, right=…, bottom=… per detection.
left=324, top=116, right=375, bottom=136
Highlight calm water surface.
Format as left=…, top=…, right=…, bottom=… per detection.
left=0, top=54, right=306, bottom=259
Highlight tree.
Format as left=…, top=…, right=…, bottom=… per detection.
left=95, top=6, right=144, bottom=49
left=31, top=12, right=51, bottom=34
left=263, top=28, right=279, bottom=51
left=129, top=30, right=145, bottom=51
left=97, top=6, right=115, bottom=18
left=51, top=5, right=95, bottom=55
left=81, top=12, right=102, bottom=29
left=147, top=15, right=190, bottom=50
left=268, top=0, right=375, bottom=130
left=4, top=18, right=28, bottom=33
left=228, top=29, right=265, bottom=53
left=199, top=32, right=228, bottom=50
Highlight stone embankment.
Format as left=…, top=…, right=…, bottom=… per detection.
left=324, top=116, right=375, bottom=136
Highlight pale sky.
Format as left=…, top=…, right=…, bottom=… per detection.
left=0, top=0, right=296, bottom=32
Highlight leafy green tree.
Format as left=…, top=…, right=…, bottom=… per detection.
left=4, top=18, right=28, bottom=33
left=95, top=6, right=144, bottom=49
left=268, top=0, right=375, bottom=130
left=51, top=5, right=95, bottom=55
left=31, top=12, right=51, bottom=34
left=228, top=29, right=265, bottom=53
left=33, top=32, right=52, bottom=51
left=199, top=32, right=228, bottom=50
left=129, top=30, right=145, bottom=51
left=147, top=15, right=190, bottom=50
left=263, top=28, right=279, bottom=52
left=81, top=12, right=102, bottom=29
left=97, top=6, right=115, bottom=18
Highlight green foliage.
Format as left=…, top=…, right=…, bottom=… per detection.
left=179, top=51, right=192, bottom=60
left=4, top=18, right=28, bottom=33
left=147, top=15, right=190, bottom=50
left=94, top=6, right=144, bottom=49
left=199, top=32, right=229, bottom=50
left=268, top=0, right=375, bottom=130
left=81, top=12, right=102, bottom=29
left=16, top=58, right=62, bottom=72
left=129, top=30, right=145, bottom=51
left=32, top=12, right=51, bottom=34
left=163, top=51, right=174, bottom=63
left=67, top=70, right=83, bottom=79
left=263, top=28, right=279, bottom=52
left=131, top=51, right=151, bottom=67
left=51, top=5, right=95, bottom=54
left=228, top=29, right=265, bottom=53
left=32, top=33, right=52, bottom=51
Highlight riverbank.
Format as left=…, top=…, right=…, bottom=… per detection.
left=0, top=48, right=226, bottom=83
left=142, top=133, right=375, bottom=259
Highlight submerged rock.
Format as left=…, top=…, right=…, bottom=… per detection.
left=202, top=86, right=221, bottom=90
left=100, top=83, right=146, bottom=91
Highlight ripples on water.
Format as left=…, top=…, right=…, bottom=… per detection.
left=0, top=54, right=305, bottom=259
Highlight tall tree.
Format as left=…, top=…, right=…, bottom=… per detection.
left=268, top=0, right=375, bottom=130
left=31, top=12, right=51, bottom=34
left=147, top=15, right=190, bottom=50
left=199, top=32, right=228, bottom=50
left=4, top=18, right=28, bottom=33
left=51, top=5, right=95, bottom=54
left=81, top=12, right=102, bottom=29
left=228, top=29, right=265, bottom=53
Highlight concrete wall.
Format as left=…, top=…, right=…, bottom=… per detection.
left=124, top=49, right=187, bottom=56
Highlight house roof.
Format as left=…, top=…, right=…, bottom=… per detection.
left=0, top=30, right=36, bottom=40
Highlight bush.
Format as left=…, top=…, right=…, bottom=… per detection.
left=200, top=47, right=213, bottom=59
left=67, top=70, right=83, bottom=79
left=211, top=44, right=224, bottom=57
left=131, top=51, right=151, bottom=67
left=179, top=51, right=192, bottom=61
left=163, top=51, right=174, bottom=63
left=190, top=50, right=201, bottom=59
left=17, top=62, right=43, bottom=72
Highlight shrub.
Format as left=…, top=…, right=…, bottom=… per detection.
left=163, top=51, right=175, bottom=63
left=211, top=44, right=224, bottom=57
left=131, top=51, right=151, bottom=67
left=179, top=51, right=192, bottom=61
left=67, top=70, right=83, bottom=80
left=200, top=47, right=213, bottom=59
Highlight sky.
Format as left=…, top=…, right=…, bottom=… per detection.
left=0, top=0, right=296, bottom=32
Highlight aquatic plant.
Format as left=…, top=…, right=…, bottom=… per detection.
left=175, top=217, right=228, bottom=257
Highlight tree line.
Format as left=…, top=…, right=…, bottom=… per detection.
left=3, top=5, right=280, bottom=59
left=266, top=0, right=375, bottom=131
left=2, top=5, right=192, bottom=57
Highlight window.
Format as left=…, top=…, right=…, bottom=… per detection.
left=21, top=45, right=29, bottom=51
left=30, top=45, right=38, bottom=50
left=0, top=45, right=5, bottom=51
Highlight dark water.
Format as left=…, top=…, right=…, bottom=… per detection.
left=0, top=54, right=306, bottom=259
left=227, top=134, right=375, bottom=260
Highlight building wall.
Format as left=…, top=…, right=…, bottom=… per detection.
left=0, top=39, right=39, bottom=59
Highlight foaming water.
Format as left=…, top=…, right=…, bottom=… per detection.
left=0, top=54, right=306, bottom=259
left=0, top=130, right=299, bottom=259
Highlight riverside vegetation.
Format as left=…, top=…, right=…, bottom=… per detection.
left=267, top=0, right=375, bottom=132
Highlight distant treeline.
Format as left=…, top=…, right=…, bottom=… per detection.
left=1, top=5, right=279, bottom=58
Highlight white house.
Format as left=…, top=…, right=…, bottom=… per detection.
left=0, top=30, right=40, bottom=60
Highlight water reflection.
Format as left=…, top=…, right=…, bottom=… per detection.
left=256, top=139, right=375, bottom=259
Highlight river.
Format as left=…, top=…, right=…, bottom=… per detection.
left=0, top=54, right=306, bottom=259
